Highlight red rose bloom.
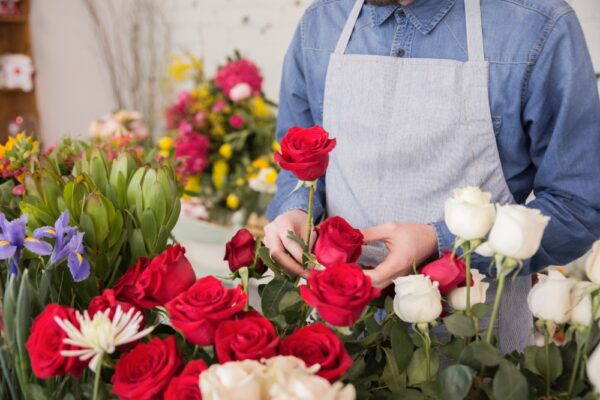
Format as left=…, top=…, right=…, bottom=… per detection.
left=280, top=323, right=352, bottom=382
left=224, top=229, right=265, bottom=273
left=165, top=276, right=247, bottom=346
left=421, top=251, right=468, bottom=295
left=215, top=312, right=279, bottom=363
left=135, top=244, right=196, bottom=308
left=314, top=217, right=364, bottom=267
left=300, top=263, right=380, bottom=327
left=112, top=336, right=182, bottom=400
left=274, top=126, right=336, bottom=182
left=164, top=359, right=208, bottom=400
left=113, top=257, right=150, bottom=307
left=25, top=304, right=87, bottom=378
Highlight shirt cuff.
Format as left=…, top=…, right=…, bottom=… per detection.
left=266, top=188, right=324, bottom=223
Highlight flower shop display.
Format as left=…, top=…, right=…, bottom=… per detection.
left=1, top=125, right=600, bottom=400
left=0, top=54, right=34, bottom=92
left=161, top=52, right=278, bottom=225
left=88, top=110, right=150, bottom=161
left=0, top=0, right=21, bottom=17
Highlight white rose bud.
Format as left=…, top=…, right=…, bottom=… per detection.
left=570, top=281, right=599, bottom=327
left=484, top=205, right=550, bottom=260
left=444, top=186, right=496, bottom=240
left=585, top=241, right=600, bottom=284
left=393, top=275, right=442, bottom=324
left=587, top=344, right=600, bottom=393
left=447, top=270, right=490, bottom=311
left=200, top=360, right=264, bottom=400
left=229, top=83, right=252, bottom=102
left=527, top=271, right=576, bottom=324
left=269, top=371, right=356, bottom=400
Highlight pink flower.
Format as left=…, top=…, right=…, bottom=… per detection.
left=11, top=184, right=25, bottom=196
left=174, top=131, right=210, bottom=177
left=178, top=121, right=194, bottom=136
left=215, top=59, right=263, bottom=99
left=212, top=100, right=227, bottom=113
left=229, top=115, right=245, bottom=129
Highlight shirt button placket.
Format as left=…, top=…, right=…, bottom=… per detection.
left=394, top=8, right=407, bottom=58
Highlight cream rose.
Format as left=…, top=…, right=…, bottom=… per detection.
left=229, top=82, right=252, bottom=102
left=527, top=271, right=576, bottom=324
left=393, top=275, right=442, bottom=324
left=269, top=371, right=356, bottom=400
left=587, top=344, right=600, bottom=393
left=570, top=281, right=599, bottom=327
left=199, top=360, right=263, bottom=400
left=444, top=186, right=496, bottom=240
left=447, top=270, right=490, bottom=311
left=585, top=241, right=600, bottom=284
left=479, top=205, right=550, bottom=260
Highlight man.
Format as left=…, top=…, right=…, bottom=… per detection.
left=265, top=0, right=600, bottom=352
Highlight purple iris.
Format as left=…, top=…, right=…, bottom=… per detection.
left=0, top=213, right=53, bottom=275
left=34, top=211, right=90, bottom=282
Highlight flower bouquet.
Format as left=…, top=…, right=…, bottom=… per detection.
left=161, top=52, right=278, bottom=226
left=88, top=110, right=150, bottom=161
left=2, top=126, right=600, bottom=400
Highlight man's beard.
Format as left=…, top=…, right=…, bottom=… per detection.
left=368, top=0, right=400, bottom=5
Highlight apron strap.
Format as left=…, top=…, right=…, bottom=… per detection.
left=334, top=0, right=485, bottom=62
left=334, top=0, right=365, bottom=54
left=465, top=0, right=485, bottom=62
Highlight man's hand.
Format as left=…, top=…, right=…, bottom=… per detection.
left=361, top=222, right=438, bottom=288
left=263, top=209, right=316, bottom=278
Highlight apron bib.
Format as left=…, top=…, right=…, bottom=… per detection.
left=322, top=0, right=532, bottom=353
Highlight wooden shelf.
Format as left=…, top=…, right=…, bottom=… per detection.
left=0, top=88, right=32, bottom=94
left=0, top=15, right=27, bottom=24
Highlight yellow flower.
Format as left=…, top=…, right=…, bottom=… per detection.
left=226, top=194, right=240, bottom=210
left=235, top=177, right=245, bottom=186
left=158, top=136, right=174, bottom=151
left=272, top=141, right=281, bottom=152
left=182, top=176, right=201, bottom=199
left=212, top=159, right=229, bottom=189
left=167, top=55, right=192, bottom=82
left=265, top=169, right=278, bottom=185
left=219, top=143, right=233, bottom=160
left=251, top=97, right=271, bottom=118
left=251, top=159, right=269, bottom=169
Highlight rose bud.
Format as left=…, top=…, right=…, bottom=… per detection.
left=421, top=251, right=467, bottom=295
left=314, top=216, right=363, bottom=267
left=224, top=229, right=265, bottom=273
left=393, top=275, right=442, bottom=324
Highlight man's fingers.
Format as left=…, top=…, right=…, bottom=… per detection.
left=269, top=239, right=306, bottom=278
left=282, top=234, right=304, bottom=263
left=364, top=257, right=403, bottom=288
left=361, top=223, right=394, bottom=244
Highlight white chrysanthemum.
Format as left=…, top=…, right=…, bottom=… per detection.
left=54, top=306, right=153, bottom=372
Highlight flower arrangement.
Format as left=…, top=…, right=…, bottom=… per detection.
left=2, top=125, right=600, bottom=400
left=161, top=52, right=278, bottom=225
left=88, top=110, right=150, bottom=161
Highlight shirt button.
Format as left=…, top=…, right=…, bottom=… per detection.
left=396, top=48, right=406, bottom=57
left=397, top=9, right=406, bottom=17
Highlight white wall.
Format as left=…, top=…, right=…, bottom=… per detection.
left=30, top=0, right=599, bottom=143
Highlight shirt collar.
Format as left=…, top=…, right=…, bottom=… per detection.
left=370, top=0, right=457, bottom=35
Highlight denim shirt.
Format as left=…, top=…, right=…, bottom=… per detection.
left=266, top=0, right=600, bottom=273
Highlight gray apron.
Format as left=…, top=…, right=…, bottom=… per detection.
left=322, top=0, right=532, bottom=353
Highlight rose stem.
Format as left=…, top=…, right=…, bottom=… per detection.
left=304, top=183, right=316, bottom=268
left=544, top=323, right=552, bottom=398
left=463, top=242, right=472, bottom=316
left=93, top=356, right=103, bottom=400
left=485, top=266, right=507, bottom=343
left=568, top=330, right=585, bottom=396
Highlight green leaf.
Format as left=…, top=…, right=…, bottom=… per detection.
left=523, top=346, right=541, bottom=376
left=15, top=270, right=40, bottom=378
left=534, top=342, right=563, bottom=383
left=382, top=347, right=405, bottom=393
left=25, top=384, right=50, bottom=400
left=258, top=247, right=282, bottom=275
left=444, top=314, right=476, bottom=338
left=2, top=276, right=18, bottom=347
left=129, top=229, right=148, bottom=261
left=79, top=213, right=97, bottom=248
left=492, top=360, right=529, bottom=400
left=390, top=319, right=414, bottom=372
left=141, top=209, right=158, bottom=249
left=439, top=365, right=474, bottom=400
left=459, top=340, right=503, bottom=368
left=261, top=276, right=296, bottom=321
left=84, top=192, right=110, bottom=244
left=287, top=231, right=308, bottom=252
left=471, top=303, right=488, bottom=319
left=407, top=347, right=439, bottom=385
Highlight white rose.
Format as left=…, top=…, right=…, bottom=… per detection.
left=199, top=360, right=264, bottom=400
left=570, top=281, right=599, bottom=327
left=588, top=344, right=600, bottom=393
left=444, top=186, right=496, bottom=240
left=585, top=241, right=600, bottom=284
left=393, top=275, right=442, bottom=324
left=229, top=83, right=252, bottom=102
left=481, top=205, right=550, bottom=260
left=527, top=270, right=576, bottom=324
left=269, top=371, right=356, bottom=400
left=447, top=270, right=490, bottom=311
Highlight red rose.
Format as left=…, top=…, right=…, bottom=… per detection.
left=165, top=276, right=247, bottom=346
left=215, top=312, right=279, bottom=363
left=113, top=257, right=150, bottom=307
left=224, top=229, right=265, bottom=273
left=421, top=251, right=468, bottom=295
left=274, top=126, right=336, bottom=182
left=164, top=359, right=208, bottom=400
left=135, top=244, right=196, bottom=308
left=314, top=217, right=364, bottom=267
left=25, top=304, right=87, bottom=378
left=280, top=323, right=352, bottom=382
left=300, top=263, right=380, bottom=327
left=89, top=289, right=143, bottom=320
left=112, top=336, right=182, bottom=400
